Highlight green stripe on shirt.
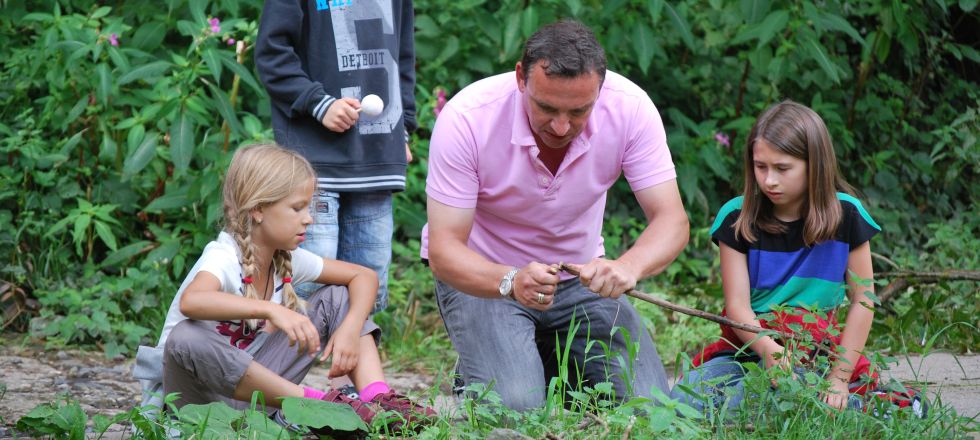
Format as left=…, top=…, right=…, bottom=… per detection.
left=751, top=277, right=848, bottom=313
left=710, top=196, right=744, bottom=235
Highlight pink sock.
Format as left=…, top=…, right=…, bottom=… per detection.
left=303, top=387, right=326, bottom=400
left=359, top=381, right=391, bottom=402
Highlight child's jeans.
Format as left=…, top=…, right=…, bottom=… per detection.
left=670, top=355, right=863, bottom=415
left=162, top=285, right=380, bottom=411
left=296, top=190, right=393, bottom=313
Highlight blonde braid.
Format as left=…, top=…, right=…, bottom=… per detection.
left=274, top=249, right=307, bottom=314
left=232, top=220, right=263, bottom=329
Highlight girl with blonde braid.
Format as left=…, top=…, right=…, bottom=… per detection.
left=137, top=144, right=433, bottom=429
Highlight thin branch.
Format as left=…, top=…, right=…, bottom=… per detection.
left=876, top=270, right=979, bottom=305
left=870, top=251, right=900, bottom=270
left=876, top=270, right=980, bottom=282
left=557, top=263, right=797, bottom=343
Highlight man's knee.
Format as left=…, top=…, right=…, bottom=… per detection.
left=490, top=380, right=546, bottom=412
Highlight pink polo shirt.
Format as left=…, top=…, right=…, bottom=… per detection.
left=421, top=71, right=676, bottom=270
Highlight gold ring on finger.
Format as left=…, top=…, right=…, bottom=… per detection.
left=537, top=292, right=546, bottom=304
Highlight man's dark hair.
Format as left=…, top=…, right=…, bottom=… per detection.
left=520, top=20, right=606, bottom=81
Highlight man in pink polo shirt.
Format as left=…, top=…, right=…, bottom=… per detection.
left=422, top=21, right=689, bottom=410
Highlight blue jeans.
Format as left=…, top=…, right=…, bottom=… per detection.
left=670, top=355, right=864, bottom=415
left=670, top=356, right=749, bottom=414
left=436, top=278, right=669, bottom=411
left=296, top=190, right=393, bottom=312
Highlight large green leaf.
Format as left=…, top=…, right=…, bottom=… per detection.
left=117, top=61, right=170, bottom=86
left=501, top=11, right=522, bottom=62
left=221, top=54, right=264, bottom=95
left=122, top=133, right=158, bottom=180
left=96, top=63, right=111, bottom=105
left=100, top=240, right=151, bottom=268
left=664, top=3, right=696, bottom=51
left=169, top=109, right=194, bottom=173
left=281, top=397, right=367, bottom=432
left=414, top=14, right=439, bottom=37
left=188, top=0, right=208, bottom=26
left=632, top=23, right=656, bottom=75
left=731, top=10, right=788, bottom=48
left=144, top=192, right=191, bottom=213
left=93, top=220, right=118, bottom=251
left=802, top=35, right=841, bottom=84
left=207, top=83, right=244, bottom=137
left=130, top=21, right=167, bottom=51
left=740, top=0, right=772, bottom=24
left=521, top=6, right=539, bottom=39
left=202, top=47, right=223, bottom=83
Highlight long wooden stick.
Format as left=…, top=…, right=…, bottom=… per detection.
left=556, top=263, right=797, bottom=340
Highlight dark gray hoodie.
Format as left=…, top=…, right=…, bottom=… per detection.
left=256, top=0, right=416, bottom=192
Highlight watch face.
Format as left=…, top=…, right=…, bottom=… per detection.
left=499, top=278, right=512, bottom=296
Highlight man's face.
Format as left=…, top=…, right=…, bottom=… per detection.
left=517, top=62, right=601, bottom=150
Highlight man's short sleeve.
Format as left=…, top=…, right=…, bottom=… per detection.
left=710, top=197, right=749, bottom=254
left=622, top=95, right=676, bottom=192
left=426, top=103, right=480, bottom=209
left=291, top=247, right=325, bottom=284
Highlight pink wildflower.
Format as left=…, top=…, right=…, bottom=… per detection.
left=714, top=132, right=730, bottom=147
left=433, top=88, right=447, bottom=118
left=109, top=33, right=119, bottom=47
left=208, top=17, right=221, bottom=34
left=227, top=38, right=236, bottom=45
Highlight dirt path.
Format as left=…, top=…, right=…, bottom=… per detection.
left=0, top=344, right=976, bottom=437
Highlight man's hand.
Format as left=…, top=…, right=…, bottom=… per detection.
left=512, top=262, right=560, bottom=310
left=405, top=143, right=413, bottom=163
left=566, top=258, right=638, bottom=298
left=321, top=97, right=360, bottom=132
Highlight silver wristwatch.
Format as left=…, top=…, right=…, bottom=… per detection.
left=498, top=268, right=519, bottom=298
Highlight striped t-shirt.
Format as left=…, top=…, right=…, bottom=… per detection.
left=710, top=193, right=880, bottom=313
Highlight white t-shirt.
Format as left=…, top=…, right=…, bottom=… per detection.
left=155, top=231, right=324, bottom=350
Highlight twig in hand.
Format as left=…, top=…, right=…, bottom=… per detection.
left=556, top=263, right=837, bottom=355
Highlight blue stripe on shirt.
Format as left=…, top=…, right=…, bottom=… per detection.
left=748, top=240, right=850, bottom=289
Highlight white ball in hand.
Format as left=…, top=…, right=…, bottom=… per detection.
left=360, top=94, right=384, bottom=117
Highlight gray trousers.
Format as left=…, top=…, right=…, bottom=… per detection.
left=436, top=278, right=669, bottom=411
left=163, top=285, right=380, bottom=410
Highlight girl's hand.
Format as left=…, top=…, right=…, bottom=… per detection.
left=823, top=379, right=851, bottom=410
left=264, top=305, right=321, bottom=358
left=321, top=324, right=361, bottom=378
left=764, top=347, right=792, bottom=387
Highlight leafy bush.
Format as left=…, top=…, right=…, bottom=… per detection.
left=0, top=0, right=976, bottom=361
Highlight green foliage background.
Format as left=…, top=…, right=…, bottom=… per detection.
left=0, top=0, right=977, bottom=361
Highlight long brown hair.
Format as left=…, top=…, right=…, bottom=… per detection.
left=733, top=100, right=855, bottom=245
left=223, top=143, right=315, bottom=328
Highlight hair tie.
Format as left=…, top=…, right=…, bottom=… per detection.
left=242, top=276, right=253, bottom=284
left=282, top=277, right=292, bottom=283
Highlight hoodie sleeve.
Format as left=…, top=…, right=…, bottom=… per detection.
left=398, top=0, right=418, bottom=134
left=255, top=0, right=334, bottom=122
